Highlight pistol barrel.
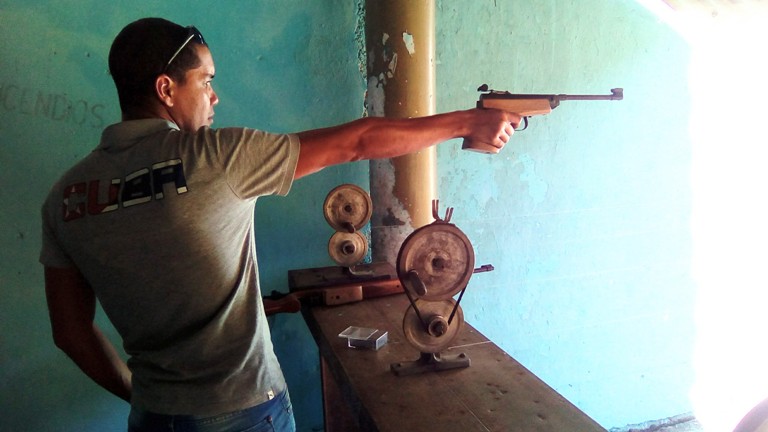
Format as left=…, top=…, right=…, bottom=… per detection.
left=480, top=88, right=623, bottom=101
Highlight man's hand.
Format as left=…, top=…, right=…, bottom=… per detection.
left=461, top=108, right=522, bottom=154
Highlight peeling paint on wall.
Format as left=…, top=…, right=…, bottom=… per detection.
left=386, top=51, right=398, bottom=78
left=355, top=0, right=368, bottom=117
left=376, top=33, right=398, bottom=79
left=366, top=30, right=400, bottom=117
left=366, top=75, right=385, bottom=117
left=369, top=158, right=412, bottom=264
left=513, top=153, right=548, bottom=204
left=403, top=32, right=415, bottom=55
left=371, top=159, right=410, bottom=219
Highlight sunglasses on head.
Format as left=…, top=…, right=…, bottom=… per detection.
left=163, top=26, right=206, bottom=73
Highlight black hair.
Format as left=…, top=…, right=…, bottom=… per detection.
left=108, top=18, right=207, bottom=115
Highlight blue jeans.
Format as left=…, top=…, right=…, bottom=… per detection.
left=127, top=390, right=295, bottom=432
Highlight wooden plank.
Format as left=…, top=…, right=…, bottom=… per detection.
left=288, top=263, right=397, bottom=291
left=321, top=357, right=362, bottom=432
left=302, top=294, right=606, bottom=432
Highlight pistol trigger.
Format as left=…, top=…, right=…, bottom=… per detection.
left=516, top=117, right=530, bottom=131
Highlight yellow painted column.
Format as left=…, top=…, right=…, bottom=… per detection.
left=365, top=0, right=437, bottom=266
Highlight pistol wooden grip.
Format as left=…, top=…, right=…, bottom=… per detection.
left=461, top=138, right=500, bottom=154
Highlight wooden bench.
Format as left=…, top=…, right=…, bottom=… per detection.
left=302, top=294, right=606, bottom=432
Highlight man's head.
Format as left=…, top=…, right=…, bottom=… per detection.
left=108, top=18, right=218, bottom=130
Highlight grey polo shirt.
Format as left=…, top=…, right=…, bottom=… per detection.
left=40, top=119, right=300, bottom=415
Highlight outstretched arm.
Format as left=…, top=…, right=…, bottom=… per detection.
left=44, top=266, right=132, bottom=402
left=294, top=108, right=520, bottom=179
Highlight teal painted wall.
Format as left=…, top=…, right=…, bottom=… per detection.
left=435, top=0, right=692, bottom=428
left=0, top=1, right=693, bottom=431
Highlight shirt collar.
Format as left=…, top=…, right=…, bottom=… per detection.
left=98, top=119, right=180, bottom=152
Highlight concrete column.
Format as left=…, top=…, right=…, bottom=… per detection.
left=365, top=0, right=437, bottom=266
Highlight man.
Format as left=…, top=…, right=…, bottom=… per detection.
left=40, top=18, right=520, bottom=431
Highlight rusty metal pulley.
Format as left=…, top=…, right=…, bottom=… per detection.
left=323, top=183, right=373, bottom=233
left=323, top=184, right=372, bottom=267
left=391, top=202, right=490, bottom=374
left=396, top=222, right=475, bottom=301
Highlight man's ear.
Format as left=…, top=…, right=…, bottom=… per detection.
left=155, top=75, right=174, bottom=107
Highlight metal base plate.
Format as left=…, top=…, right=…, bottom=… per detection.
left=390, top=352, right=471, bottom=376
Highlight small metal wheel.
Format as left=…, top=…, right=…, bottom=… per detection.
left=328, top=231, right=368, bottom=267
left=402, top=299, right=464, bottom=354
